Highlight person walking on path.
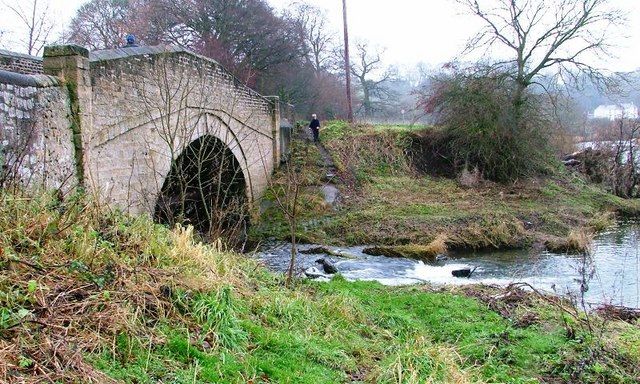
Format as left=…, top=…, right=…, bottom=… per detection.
left=309, top=114, right=320, bottom=143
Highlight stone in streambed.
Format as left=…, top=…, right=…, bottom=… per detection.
left=452, top=267, right=477, bottom=278
left=304, top=266, right=332, bottom=281
left=300, top=246, right=333, bottom=255
left=435, top=254, right=448, bottom=262
left=315, top=258, right=338, bottom=274
left=300, top=246, right=356, bottom=259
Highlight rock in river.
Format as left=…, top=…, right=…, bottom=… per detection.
left=362, top=244, right=440, bottom=262
left=316, top=258, right=338, bottom=274
left=305, top=266, right=329, bottom=279
left=452, top=267, right=477, bottom=278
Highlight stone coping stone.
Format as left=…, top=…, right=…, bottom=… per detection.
left=44, top=45, right=89, bottom=58
left=89, top=44, right=220, bottom=65
left=0, top=70, right=60, bottom=87
left=0, top=49, right=43, bottom=62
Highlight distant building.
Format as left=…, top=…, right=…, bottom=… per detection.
left=590, top=103, right=639, bottom=121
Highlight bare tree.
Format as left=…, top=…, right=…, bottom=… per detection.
left=608, top=117, right=639, bottom=197
left=286, top=1, right=335, bottom=73
left=457, top=0, right=625, bottom=125
left=267, top=142, right=303, bottom=287
left=65, top=0, right=136, bottom=50
left=65, top=0, right=176, bottom=50
left=160, top=0, right=304, bottom=86
left=350, top=41, right=395, bottom=120
left=3, top=0, right=55, bottom=56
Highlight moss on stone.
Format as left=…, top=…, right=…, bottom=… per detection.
left=65, top=81, right=85, bottom=185
left=363, top=241, right=446, bottom=261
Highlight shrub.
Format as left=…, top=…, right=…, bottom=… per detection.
left=420, top=67, right=554, bottom=182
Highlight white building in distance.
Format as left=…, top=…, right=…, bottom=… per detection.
left=590, top=103, right=639, bottom=121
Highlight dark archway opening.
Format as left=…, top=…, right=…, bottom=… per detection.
left=154, top=135, right=249, bottom=249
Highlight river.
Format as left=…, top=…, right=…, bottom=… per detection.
left=255, top=220, right=640, bottom=309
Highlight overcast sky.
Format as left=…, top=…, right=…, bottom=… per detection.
left=268, top=0, right=640, bottom=72
left=1, top=0, right=639, bottom=72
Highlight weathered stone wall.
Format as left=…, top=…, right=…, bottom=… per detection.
left=0, top=44, right=280, bottom=217
left=86, top=46, right=279, bottom=214
left=0, top=49, right=44, bottom=75
left=0, top=70, right=76, bottom=190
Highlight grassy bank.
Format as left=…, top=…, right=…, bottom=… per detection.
left=1, top=191, right=639, bottom=383
left=252, top=121, right=640, bottom=255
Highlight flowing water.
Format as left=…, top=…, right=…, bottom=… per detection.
left=255, top=220, right=640, bottom=309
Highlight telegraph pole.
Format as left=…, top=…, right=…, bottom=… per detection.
left=342, top=0, right=354, bottom=123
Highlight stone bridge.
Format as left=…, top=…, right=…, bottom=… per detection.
left=0, top=45, right=290, bottom=234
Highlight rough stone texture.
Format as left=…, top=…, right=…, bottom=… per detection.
left=0, top=73, right=76, bottom=190
left=44, top=45, right=89, bottom=58
left=0, top=44, right=281, bottom=217
left=0, top=49, right=44, bottom=75
left=85, top=46, right=279, bottom=214
left=43, top=47, right=92, bottom=187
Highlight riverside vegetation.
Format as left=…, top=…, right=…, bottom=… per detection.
left=2, top=122, right=640, bottom=383
left=1, top=190, right=640, bottom=383
left=252, top=121, right=640, bottom=259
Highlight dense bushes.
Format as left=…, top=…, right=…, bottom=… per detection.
left=420, top=68, right=554, bottom=182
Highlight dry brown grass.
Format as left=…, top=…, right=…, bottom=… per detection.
left=588, top=211, right=616, bottom=232
left=544, top=228, right=594, bottom=254
left=0, top=192, right=256, bottom=382
left=449, top=219, right=528, bottom=250
left=426, top=233, right=449, bottom=255
left=371, top=335, right=480, bottom=384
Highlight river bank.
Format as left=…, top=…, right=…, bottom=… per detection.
left=250, top=121, right=640, bottom=256
left=1, top=191, right=639, bottom=382
left=3, top=123, right=639, bottom=382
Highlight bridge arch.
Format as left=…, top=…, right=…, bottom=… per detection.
left=153, top=112, right=257, bottom=243
left=0, top=45, right=285, bottom=231
left=154, top=133, right=249, bottom=242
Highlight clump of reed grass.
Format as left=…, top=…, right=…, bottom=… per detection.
left=544, top=228, right=594, bottom=254
left=449, top=219, right=527, bottom=250
left=587, top=211, right=615, bottom=232
left=372, top=335, right=474, bottom=384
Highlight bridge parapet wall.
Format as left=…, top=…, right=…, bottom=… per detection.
left=0, top=49, right=44, bottom=75
left=0, top=44, right=280, bottom=218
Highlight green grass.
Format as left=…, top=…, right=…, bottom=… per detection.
left=87, top=278, right=640, bottom=383
left=1, top=191, right=639, bottom=383
left=253, top=121, right=640, bottom=249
